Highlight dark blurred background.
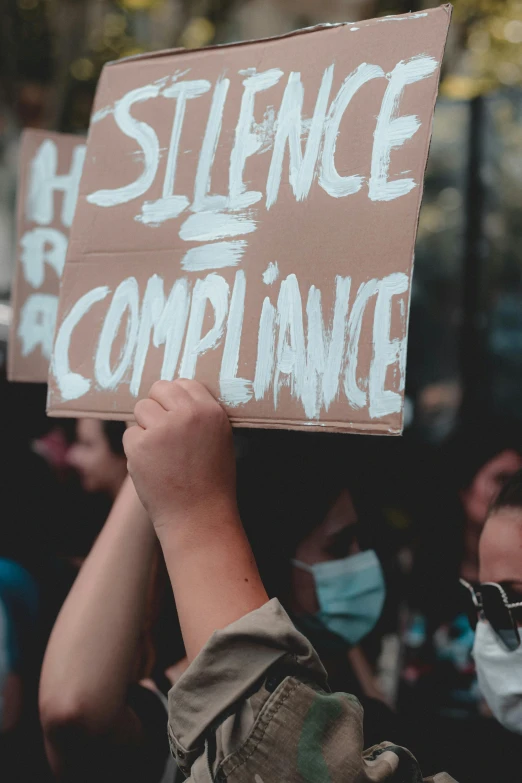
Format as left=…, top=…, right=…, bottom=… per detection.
left=2, top=3, right=522, bottom=783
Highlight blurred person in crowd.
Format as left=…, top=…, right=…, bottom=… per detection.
left=464, top=469, right=522, bottom=735
left=66, top=419, right=128, bottom=499
left=237, top=431, right=405, bottom=747
left=33, top=419, right=77, bottom=480
left=1, top=369, right=113, bottom=587
left=399, top=418, right=522, bottom=781
left=39, top=475, right=181, bottom=783
left=2, top=357, right=171, bottom=780
left=40, top=421, right=185, bottom=782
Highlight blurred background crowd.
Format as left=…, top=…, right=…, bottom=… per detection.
left=1, top=1, right=522, bottom=782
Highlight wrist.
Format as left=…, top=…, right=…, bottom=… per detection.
left=116, top=476, right=156, bottom=542
left=154, top=496, right=241, bottom=547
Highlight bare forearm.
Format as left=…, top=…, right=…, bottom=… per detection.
left=124, top=380, right=269, bottom=660
left=158, top=505, right=269, bottom=661
left=40, top=476, right=156, bottom=732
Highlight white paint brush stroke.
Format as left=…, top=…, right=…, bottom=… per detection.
left=369, top=55, right=438, bottom=202
left=302, top=286, right=327, bottom=419
left=179, top=212, right=256, bottom=242
left=20, top=228, right=68, bottom=287
left=28, top=139, right=85, bottom=228
left=320, top=63, right=384, bottom=198
left=138, top=196, right=188, bottom=224
left=181, top=240, right=247, bottom=272
left=137, top=79, right=211, bottom=225
left=321, top=275, right=352, bottom=412
left=18, top=293, right=57, bottom=359
left=53, top=286, right=109, bottom=401
left=229, top=68, right=283, bottom=211
left=94, top=277, right=140, bottom=391
left=274, top=275, right=353, bottom=417
left=344, top=279, right=378, bottom=410
left=252, top=107, right=276, bottom=155
left=192, top=77, right=230, bottom=213
left=274, top=274, right=305, bottom=408
left=262, top=261, right=279, bottom=285
left=179, top=273, right=229, bottom=378
left=266, top=65, right=333, bottom=209
left=90, top=75, right=172, bottom=124
left=254, top=297, right=276, bottom=401
left=398, top=275, right=411, bottom=394
left=376, top=13, right=428, bottom=21
left=220, top=270, right=253, bottom=406
left=91, top=105, right=113, bottom=124
left=300, top=276, right=351, bottom=418
left=130, top=275, right=190, bottom=396
left=369, top=272, right=408, bottom=418
left=88, top=83, right=161, bottom=207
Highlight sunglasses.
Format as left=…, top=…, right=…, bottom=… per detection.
left=460, top=578, right=522, bottom=652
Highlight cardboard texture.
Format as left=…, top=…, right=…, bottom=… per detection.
left=48, top=5, right=451, bottom=433
left=8, top=130, right=85, bottom=382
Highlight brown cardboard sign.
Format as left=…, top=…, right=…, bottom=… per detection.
left=8, top=130, right=85, bottom=382
left=48, top=6, right=451, bottom=433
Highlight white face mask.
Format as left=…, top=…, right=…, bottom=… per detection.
left=473, top=620, right=522, bottom=735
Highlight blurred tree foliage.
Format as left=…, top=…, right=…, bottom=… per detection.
left=1, top=0, right=521, bottom=130
left=443, top=0, right=522, bottom=97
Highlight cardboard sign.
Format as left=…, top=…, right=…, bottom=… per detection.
left=8, top=130, right=85, bottom=382
left=48, top=6, right=451, bottom=433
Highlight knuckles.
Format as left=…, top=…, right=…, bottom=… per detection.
left=149, top=379, right=172, bottom=398
left=133, top=398, right=150, bottom=423
left=128, top=381, right=230, bottom=464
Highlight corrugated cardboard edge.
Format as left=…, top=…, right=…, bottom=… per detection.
left=46, top=4, right=453, bottom=434
left=46, top=404, right=401, bottom=435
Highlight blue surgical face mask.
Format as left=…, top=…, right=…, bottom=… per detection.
left=292, top=549, right=386, bottom=647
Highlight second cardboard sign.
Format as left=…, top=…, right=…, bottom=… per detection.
left=9, top=130, right=85, bottom=383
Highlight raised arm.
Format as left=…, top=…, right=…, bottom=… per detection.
left=39, top=474, right=158, bottom=781
left=123, top=380, right=459, bottom=783
left=123, top=380, right=269, bottom=661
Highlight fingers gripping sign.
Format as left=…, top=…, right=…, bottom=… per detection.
left=124, top=379, right=237, bottom=535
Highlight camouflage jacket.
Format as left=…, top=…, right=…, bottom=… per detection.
left=167, top=599, right=457, bottom=783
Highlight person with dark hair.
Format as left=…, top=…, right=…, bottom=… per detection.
left=237, top=432, right=403, bottom=746
left=465, top=469, right=522, bottom=735
left=399, top=420, right=522, bottom=781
